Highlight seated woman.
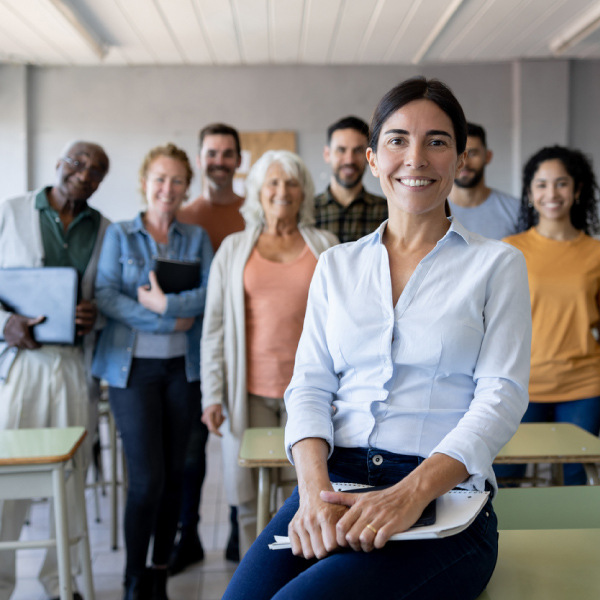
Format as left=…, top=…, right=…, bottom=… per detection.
left=201, top=150, right=338, bottom=558
left=500, top=146, right=600, bottom=485
left=222, top=77, right=532, bottom=600
left=93, top=143, right=213, bottom=600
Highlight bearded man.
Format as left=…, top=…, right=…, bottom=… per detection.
left=315, top=116, right=387, bottom=243
left=449, top=122, right=520, bottom=239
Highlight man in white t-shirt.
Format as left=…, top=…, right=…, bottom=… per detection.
left=449, top=122, right=520, bottom=240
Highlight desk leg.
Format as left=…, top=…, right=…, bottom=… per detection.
left=583, top=463, right=600, bottom=485
left=551, top=464, right=564, bottom=486
left=73, top=450, right=96, bottom=600
left=52, top=464, right=72, bottom=600
left=257, top=467, right=272, bottom=536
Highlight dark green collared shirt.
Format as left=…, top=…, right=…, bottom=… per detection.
left=36, top=187, right=100, bottom=283
left=314, top=186, right=388, bottom=243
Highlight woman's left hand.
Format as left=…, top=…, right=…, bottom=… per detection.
left=320, top=484, right=429, bottom=552
left=137, top=271, right=167, bottom=314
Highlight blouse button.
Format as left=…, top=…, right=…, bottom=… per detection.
left=372, top=454, right=383, bottom=466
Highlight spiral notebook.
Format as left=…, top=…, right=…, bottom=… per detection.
left=268, top=484, right=489, bottom=549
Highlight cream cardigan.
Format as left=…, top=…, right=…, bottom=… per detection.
left=200, top=224, right=338, bottom=504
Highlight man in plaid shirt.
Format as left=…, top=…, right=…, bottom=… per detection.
left=315, top=116, right=387, bottom=243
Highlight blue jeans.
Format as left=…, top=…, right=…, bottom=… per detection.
left=223, top=447, right=498, bottom=600
left=109, top=357, right=198, bottom=578
left=494, top=396, right=600, bottom=485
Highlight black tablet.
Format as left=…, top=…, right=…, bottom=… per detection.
left=154, top=257, right=201, bottom=294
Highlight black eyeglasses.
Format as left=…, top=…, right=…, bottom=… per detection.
left=61, top=156, right=106, bottom=182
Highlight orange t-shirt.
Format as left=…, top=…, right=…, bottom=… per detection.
left=177, top=196, right=245, bottom=251
left=244, top=245, right=318, bottom=399
left=504, top=228, right=600, bottom=402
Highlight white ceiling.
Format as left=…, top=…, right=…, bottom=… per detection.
left=2, top=0, right=600, bottom=67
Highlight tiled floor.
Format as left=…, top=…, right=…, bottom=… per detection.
left=12, top=429, right=237, bottom=599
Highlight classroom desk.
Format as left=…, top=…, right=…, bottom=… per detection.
left=238, top=427, right=288, bottom=534
left=493, top=485, right=600, bottom=530
left=240, top=422, right=600, bottom=535
left=0, top=427, right=94, bottom=600
left=478, top=529, right=600, bottom=599
left=494, top=422, right=600, bottom=485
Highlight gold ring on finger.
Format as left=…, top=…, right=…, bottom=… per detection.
left=366, top=523, right=378, bottom=534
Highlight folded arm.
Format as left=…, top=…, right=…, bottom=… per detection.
left=95, top=226, right=176, bottom=332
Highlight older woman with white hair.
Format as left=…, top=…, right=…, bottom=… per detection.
left=201, top=150, right=338, bottom=556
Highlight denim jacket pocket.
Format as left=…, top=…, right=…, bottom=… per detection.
left=119, top=255, right=151, bottom=287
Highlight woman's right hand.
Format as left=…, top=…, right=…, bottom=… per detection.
left=288, top=490, right=348, bottom=560
left=288, top=438, right=347, bottom=560
left=201, top=404, right=226, bottom=436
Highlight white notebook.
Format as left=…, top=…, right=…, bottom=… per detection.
left=268, top=483, right=489, bottom=549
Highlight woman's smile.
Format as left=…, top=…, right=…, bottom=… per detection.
left=529, top=158, right=578, bottom=224
left=397, top=177, right=435, bottom=189
left=259, top=162, right=303, bottom=224
left=367, top=99, right=464, bottom=217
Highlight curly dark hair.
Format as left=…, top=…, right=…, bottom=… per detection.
left=519, top=145, right=600, bottom=235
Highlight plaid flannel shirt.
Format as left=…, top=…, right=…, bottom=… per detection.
left=314, top=186, right=388, bottom=243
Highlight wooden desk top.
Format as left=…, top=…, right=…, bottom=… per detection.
left=479, top=529, right=600, bottom=598
left=495, top=422, right=600, bottom=464
left=0, top=427, right=87, bottom=466
left=239, top=427, right=287, bottom=467
left=239, top=422, right=600, bottom=468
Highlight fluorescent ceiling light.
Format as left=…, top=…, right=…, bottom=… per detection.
left=412, top=0, right=465, bottom=64
left=550, top=4, right=600, bottom=56
left=48, top=0, right=107, bottom=60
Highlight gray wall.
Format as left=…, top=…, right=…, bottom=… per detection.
left=0, top=65, right=28, bottom=197
left=570, top=61, right=600, bottom=161
left=0, top=60, right=596, bottom=221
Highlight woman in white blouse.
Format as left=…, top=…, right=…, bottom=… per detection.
left=223, top=77, right=531, bottom=600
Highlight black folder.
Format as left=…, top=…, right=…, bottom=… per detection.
left=0, top=267, right=78, bottom=344
left=154, top=257, right=201, bottom=294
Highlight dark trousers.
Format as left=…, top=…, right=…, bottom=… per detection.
left=178, top=406, right=209, bottom=531
left=223, top=447, right=498, bottom=600
left=109, top=357, right=198, bottom=578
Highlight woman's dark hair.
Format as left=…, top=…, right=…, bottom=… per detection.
left=369, top=77, right=467, bottom=154
left=519, top=145, right=600, bottom=235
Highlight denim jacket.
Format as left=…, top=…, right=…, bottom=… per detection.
left=92, top=214, right=213, bottom=388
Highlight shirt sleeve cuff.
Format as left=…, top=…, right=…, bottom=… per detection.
left=284, top=421, right=335, bottom=465
left=430, top=433, right=493, bottom=487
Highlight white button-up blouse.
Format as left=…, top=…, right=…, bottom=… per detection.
left=284, top=219, right=531, bottom=493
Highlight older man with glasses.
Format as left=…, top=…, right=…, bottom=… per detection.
left=0, top=140, right=110, bottom=600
